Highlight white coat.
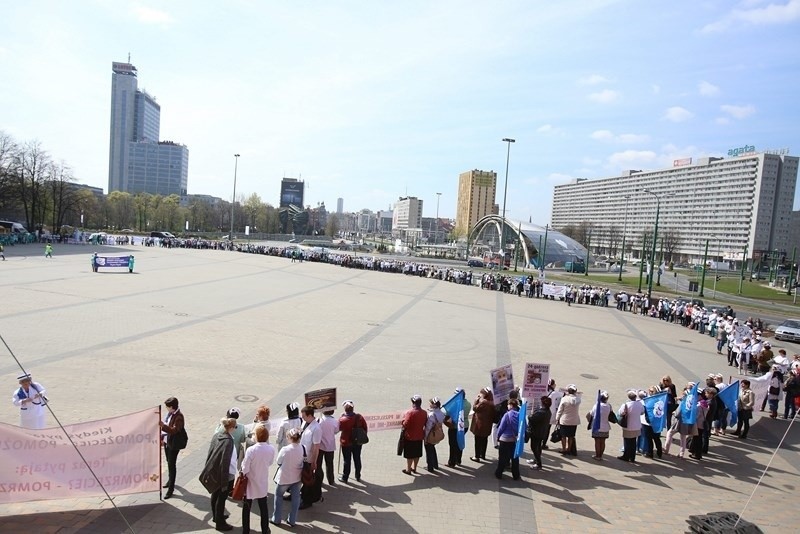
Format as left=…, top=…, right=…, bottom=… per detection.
left=241, top=442, right=275, bottom=499
left=12, top=382, right=47, bottom=429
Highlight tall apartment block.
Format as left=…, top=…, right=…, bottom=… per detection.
left=108, top=61, right=189, bottom=197
left=456, top=169, right=497, bottom=235
left=551, top=153, right=798, bottom=262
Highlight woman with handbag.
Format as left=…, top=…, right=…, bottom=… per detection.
left=401, top=395, right=428, bottom=475
left=272, top=428, right=303, bottom=528
left=240, top=424, right=275, bottom=534
left=469, top=388, right=495, bottom=463
left=338, top=400, right=368, bottom=483
left=526, top=396, right=551, bottom=469
left=767, top=365, right=784, bottom=418
left=424, top=397, right=446, bottom=473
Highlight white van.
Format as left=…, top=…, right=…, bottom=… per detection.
left=0, top=221, right=28, bottom=234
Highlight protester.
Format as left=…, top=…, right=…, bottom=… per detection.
left=733, top=379, right=755, bottom=439
left=241, top=424, right=275, bottom=534
left=527, top=396, right=552, bottom=469
left=277, top=403, right=302, bottom=451
left=216, top=408, right=246, bottom=471
left=245, top=405, right=271, bottom=448
left=12, top=373, right=47, bottom=429
left=784, top=367, right=800, bottom=420
left=665, top=384, right=698, bottom=458
left=617, top=390, right=644, bottom=462
left=469, top=387, right=494, bottom=463
left=544, top=379, right=564, bottom=451
left=446, top=388, right=470, bottom=468
left=158, top=396, right=185, bottom=499
left=494, top=398, right=520, bottom=480
left=766, top=366, right=784, bottom=419
left=317, top=409, right=339, bottom=485
left=689, top=389, right=712, bottom=460
left=555, top=384, right=581, bottom=456
left=424, top=397, right=445, bottom=472
left=338, top=400, right=368, bottom=483
left=642, top=387, right=663, bottom=459
left=200, top=417, right=236, bottom=532
left=299, top=406, right=322, bottom=509
left=272, top=428, right=303, bottom=528
left=401, top=395, right=427, bottom=474
left=659, top=375, right=678, bottom=429
left=587, top=391, right=614, bottom=461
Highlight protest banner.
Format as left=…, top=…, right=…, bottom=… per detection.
left=0, top=408, right=160, bottom=504
left=522, top=363, right=550, bottom=401
left=95, top=255, right=133, bottom=271
left=304, top=388, right=337, bottom=411
left=490, top=364, right=515, bottom=403
left=542, top=284, right=567, bottom=298
left=361, top=411, right=404, bottom=432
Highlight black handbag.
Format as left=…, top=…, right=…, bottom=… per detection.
left=396, top=429, right=405, bottom=456
left=549, top=426, right=562, bottom=443
left=352, top=415, right=369, bottom=445
left=619, top=406, right=628, bottom=428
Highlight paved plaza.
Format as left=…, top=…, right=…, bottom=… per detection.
left=0, top=243, right=797, bottom=533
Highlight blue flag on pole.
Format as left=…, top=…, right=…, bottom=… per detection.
left=717, top=380, right=740, bottom=428
left=591, top=390, right=602, bottom=434
left=643, top=391, right=669, bottom=433
left=680, top=382, right=701, bottom=425
left=514, top=400, right=528, bottom=459
left=442, top=390, right=465, bottom=450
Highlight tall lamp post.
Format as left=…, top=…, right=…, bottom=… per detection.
left=618, top=195, right=631, bottom=282
left=230, top=153, right=240, bottom=242
left=643, top=189, right=672, bottom=299
left=435, top=192, right=442, bottom=245
left=500, top=138, right=515, bottom=252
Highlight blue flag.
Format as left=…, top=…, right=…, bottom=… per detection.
left=514, top=400, right=528, bottom=459
left=442, top=390, right=465, bottom=450
left=643, top=391, right=669, bottom=433
left=591, top=390, right=602, bottom=434
left=680, top=382, right=701, bottom=425
left=717, top=380, right=740, bottom=428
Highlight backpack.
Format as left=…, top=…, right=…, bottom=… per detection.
left=425, top=421, right=445, bottom=445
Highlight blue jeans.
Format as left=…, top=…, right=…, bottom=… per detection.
left=272, top=481, right=300, bottom=526
left=785, top=394, right=797, bottom=419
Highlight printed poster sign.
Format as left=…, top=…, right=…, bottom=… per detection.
left=96, top=256, right=131, bottom=268
left=304, top=388, right=337, bottom=411
left=490, top=364, right=515, bottom=403
left=0, top=408, right=160, bottom=504
left=522, top=363, right=550, bottom=400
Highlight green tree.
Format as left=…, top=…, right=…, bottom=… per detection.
left=326, top=213, right=340, bottom=237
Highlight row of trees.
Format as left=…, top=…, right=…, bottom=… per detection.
left=1, top=130, right=347, bottom=236
left=558, top=221, right=682, bottom=262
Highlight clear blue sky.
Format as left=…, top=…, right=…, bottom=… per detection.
left=2, top=0, right=799, bottom=221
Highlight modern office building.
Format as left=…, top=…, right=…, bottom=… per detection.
left=108, top=61, right=189, bottom=197
left=337, top=198, right=344, bottom=214
left=551, top=152, right=799, bottom=263
left=392, top=196, right=423, bottom=239
left=456, top=169, right=498, bottom=236
left=376, top=210, right=393, bottom=233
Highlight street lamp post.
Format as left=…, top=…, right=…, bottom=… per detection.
left=435, top=192, right=441, bottom=246
left=230, top=153, right=240, bottom=242
left=618, top=195, right=630, bottom=282
left=500, top=138, right=515, bottom=252
left=643, top=189, right=671, bottom=299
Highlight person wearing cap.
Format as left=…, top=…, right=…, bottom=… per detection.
left=782, top=366, right=800, bottom=420
left=316, top=407, right=339, bottom=486
left=277, top=403, right=303, bottom=452
left=158, top=396, right=185, bottom=499
left=423, top=397, right=445, bottom=472
left=402, top=395, right=428, bottom=474
left=272, top=427, right=303, bottom=528
left=494, top=398, right=521, bottom=480
left=12, top=373, right=47, bottom=429
left=200, top=417, right=237, bottom=532
left=664, top=383, right=699, bottom=458
left=766, top=365, right=784, bottom=419
left=587, top=391, right=613, bottom=461
left=445, top=388, right=470, bottom=468
left=555, top=384, right=581, bottom=456
left=338, top=400, right=367, bottom=483
left=544, top=379, right=563, bottom=451
left=469, top=387, right=494, bottom=463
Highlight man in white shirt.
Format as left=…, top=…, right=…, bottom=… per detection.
left=317, top=409, right=339, bottom=486
left=299, top=406, right=322, bottom=509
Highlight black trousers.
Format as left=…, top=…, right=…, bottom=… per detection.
left=210, top=487, right=230, bottom=525
left=474, top=435, right=489, bottom=459
left=242, top=496, right=269, bottom=534
left=302, top=463, right=323, bottom=505
left=447, top=428, right=463, bottom=466
left=622, top=437, right=637, bottom=461
left=317, top=450, right=335, bottom=485
left=164, top=445, right=179, bottom=492
left=495, top=441, right=519, bottom=479
left=529, top=434, right=543, bottom=466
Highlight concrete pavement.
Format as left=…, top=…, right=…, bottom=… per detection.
left=0, top=243, right=797, bottom=533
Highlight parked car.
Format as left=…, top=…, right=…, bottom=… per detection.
left=467, top=259, right=485, bottom=268
left=675, top=297, right=705, bottom=309
left=150, top=231, right=176, bottom=239
left=775, top=319, right=800, bottom=342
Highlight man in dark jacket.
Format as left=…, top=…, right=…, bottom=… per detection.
left=527, top=396, right=552, bottom=469
left=200, top=418, right=236, bottom=532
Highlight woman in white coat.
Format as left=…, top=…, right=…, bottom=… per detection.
left=587, top=391, right=614, bottom=460
left=272, top=428, right=304, bottom=528
left=555, top=385, right=581, bottom=456
left=12, top=374, right=47, bottom=429
left=241, top=424, right=275, bottom=534
left=617, top=390, right=644, bottom=462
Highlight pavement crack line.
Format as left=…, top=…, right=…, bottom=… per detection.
left=495, top=292, right=538, bottom=534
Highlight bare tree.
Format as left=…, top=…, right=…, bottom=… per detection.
left=47, top=161, right=80, bottom=234
left=15, top=140, right=51, bottom=231
left=663, top=230, right=682, bottom=263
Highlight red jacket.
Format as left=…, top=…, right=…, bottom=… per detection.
left=402, top=407, right=427, bottom=441
left=339, top=412, right=367, bottom=447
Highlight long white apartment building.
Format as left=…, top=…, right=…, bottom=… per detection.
left=551, top=152, right=798, bottom=263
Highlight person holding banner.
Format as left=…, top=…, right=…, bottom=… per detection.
left=664, top=383, right=699, bottom=458
left=587, top=391, right=613, bottom=461
left=445, top=388, right=470, bottom=468
left=494, top=398, right=521, bottom=480
left=642, top=387, right=665, bottom=459
left=12, top=373, right=47, bottom=429
left=159, top=397, right=185, bottom=499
